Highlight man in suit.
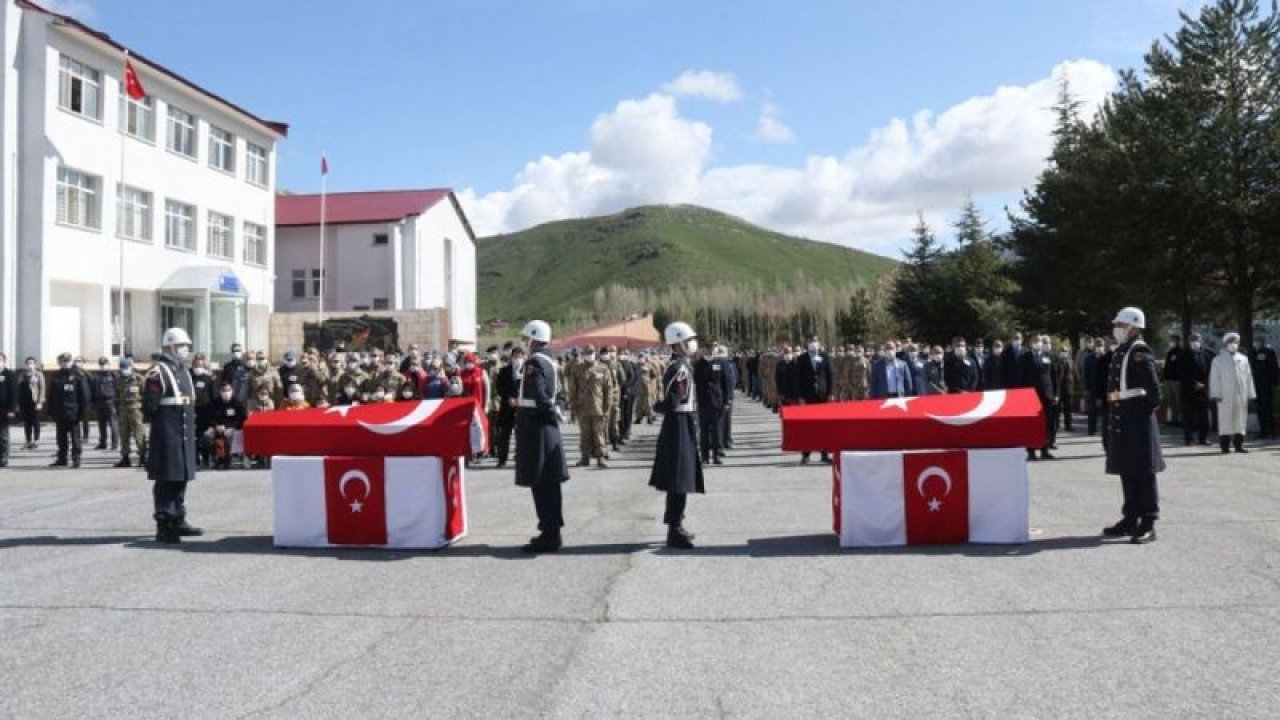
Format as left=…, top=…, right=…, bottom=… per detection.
left=793, top=334, right=833, bottom=464
left=1250, top=331, right=1278, bottom=439
left=944, top=337, right=979, bottom=393
left=869, top=344, right=910, bottom=400
left=903, top=344, right=926, bottom=397
left=1162, top=335, right=1183, bottom=427
left=1081, top=337, right=1105, bottom=435
left=1178, top=332, right=1213, bottom=446
left=1018, top=334, right=1060, bottom=460
left=984, top=339, right=1006, bottom=390
left=1003, top=332, right=1027, bottom=390
left=971, top=339, right=988, bottom=390
left=693, top=344, right=731, bottom=465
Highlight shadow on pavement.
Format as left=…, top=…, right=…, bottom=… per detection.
left=0, top=534, right=151, bottom=548
left=121, top=534, right=658, bottom=561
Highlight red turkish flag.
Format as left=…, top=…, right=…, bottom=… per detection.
left=124, top=58, right=146, bottom=101
left=781, top=389, right=1047, bottom=452
left=243, top=398, right=482, bottom=458
left=902, top=450, right=969, bottom=545
left=323, top=456, right=388, bottom=545
left=443, top=456, right=466, bottom=541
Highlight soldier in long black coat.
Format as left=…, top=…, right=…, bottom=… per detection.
left=514, top=322, right=569, bottom=554
left=792, top=335, right=834, bottom=464
left=650, top=322, right=704, bottom=549
left=1103, top=308, right=1165, bottom=544
left=144, top=330, right=201, bottom=543
left=1018, top=339, right=1060, bottom=460
left=48, top=352, right=91, bottom=468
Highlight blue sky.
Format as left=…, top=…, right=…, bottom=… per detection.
left=57, top=0, right=1206, bottom=254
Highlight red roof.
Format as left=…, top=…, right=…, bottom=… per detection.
left=553, top=315, right=662, bottom=350
left=18, top=0, right=288, bottom=137
left=276, top=189, right=454, bottom=227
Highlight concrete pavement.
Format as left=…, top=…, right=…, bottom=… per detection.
left=1, top=401, right=1277, bottom=718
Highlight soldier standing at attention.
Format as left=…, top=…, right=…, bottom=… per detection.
left=93, top=356, right=120, bottom=451
left=48, top=352, right=91, bottom=468
left=115, top=357, right=147, bottom=468
left=1103, top=308, right=1164, bottom=544
left=571, top=346, right=612, bottom=468
left=145, top=328, right=201, bottom=543
left=650, top=322, right=704, bottom=549
left=514, top=321, right=570, bottom=554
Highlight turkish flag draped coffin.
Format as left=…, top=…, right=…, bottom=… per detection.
left=834, top=448, right=1028, bottom=547
left=272, top=455, right=467, bottom=548
left=243, top=398, right=488, bottom=458
left=782, top=389, right=1046, bottom=452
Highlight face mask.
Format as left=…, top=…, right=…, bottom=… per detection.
left=257, top=394, right=269, bottom=403
left=1112, top=327, right=1130, bottom=344
left=1031, top=343, right=1043, bottom=353
left=1191, top=342, right=1201, bottom=351
left=373, top=391, right=386, bottom=401
left=954, top=348, right=967, bottom=357
left=26, top=362, right=35, bottom=370
left=1094, top=346, right=1104, bottom=353
left=288, top=392, right=303, bottom=402
left=463, top=362, right=475, bottom=371
left=347, top=363, right=359, bottom=372
left=993, top=347, right=1003, bottom=355
left=255, top=360, right=266, bottom=368
left=59, top=361, right=72, bottom=370
left=221, top=392, right=233, bottom=401
left=284, top=360, right=296, bottom=368
left=512, top=359, right=524, bottom=372
left=345, top=386, right=357, bottom=396
left=401, top=389, right=414, bottom=399
left=686, top=339, right=699, bottom=355
left=231, top=351, right=242, bottom=359
left=808, top=343, right=820, bottom=354
left=975, top=347, right=984, bottom=355
left=121, top=367, right=132, bottom=376
left=177, top=347, right=191, bottom=361
left=931, top=355, right=943, bottom=363
left=1226, top=343, right=1239, bottom=353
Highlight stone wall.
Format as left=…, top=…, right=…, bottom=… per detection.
left=269, top=308, right=451, bottom=358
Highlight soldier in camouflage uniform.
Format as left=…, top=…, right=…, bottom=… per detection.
left=634, top=353, right=657, bottom=424
left=114, top=356, right=147, bottom=468
left=248, top=352, right=283, bottom=405
left=603, top=346, right=625, bottom=451
left=849, top=346, right=871, bottom=400
left=570, top=346, right=612, bottom=468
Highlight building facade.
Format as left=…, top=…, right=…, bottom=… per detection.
left=275, top=189, right=477, bottom=344
left=0, top=0, right=287, bottom=363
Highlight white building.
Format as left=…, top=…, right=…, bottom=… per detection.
left=0, top=0, right=287, bottom=363
left=275, top=189, right=477, bottom=343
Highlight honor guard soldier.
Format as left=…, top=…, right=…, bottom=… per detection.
left=144, top=328, right=202, bottom=543
left=93, top=357, right=120, bottom=451
left=649, top=322, right=705, bottom=549
left=514, top=321, right=570, bottom=554
left=1103, top=307, right=1164, bottom=544
left=48, top=352, right=91, bottom=467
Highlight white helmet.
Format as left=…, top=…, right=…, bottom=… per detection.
left=1112, top=307, right=1146, bottom=329
left=162, top=327, right=193, bottom=348
left=521, top=320, right=552, bottom=344
left=664, top=321, right=696, bottom=345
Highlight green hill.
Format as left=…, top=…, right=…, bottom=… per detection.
left=476, top=204, right=897, bottom=323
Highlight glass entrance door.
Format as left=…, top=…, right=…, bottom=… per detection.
left=159, top=297, right=197, bottom=352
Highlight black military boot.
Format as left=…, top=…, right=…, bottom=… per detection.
left=1102, top=517, right=1137, bottom=537
left=522, top=532, right=562, bottom=554
left=114, top=455, right=132, bottom=468
left=154, top=519, right=182, bottom=544
left=1130, top=517, right=1157, bottom=544
left=666, top=524, right=695, bottom=549
left=174, top=519, right=204, bottom=537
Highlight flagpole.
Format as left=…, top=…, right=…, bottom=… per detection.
left=116, top=52, right=130, bottom=359
left=318, top=155, right=326, bottom=330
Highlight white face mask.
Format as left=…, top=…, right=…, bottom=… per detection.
left=1190, top=342, right=1201, bottom=351
left=373, top=391, right=386, bottom=401
left=177, top=347, right=191, bottom=360
left=1031, top=343, right=1044, bottom=353
left=220, top=392, right=233, bottom=401
left=288, top=392, right=303, bottom=402
left=954, top=348, right=967, bottom=357
left=1113, top=327, right=1130, bottom=344
left=808, top=343, right=820, bottom=354
left=1226, top=343, right=1239, bottom=354
left=257, top=394, right=269, bottom=403
left=685, top=339, right=699, bottom=355
left=345, top=386, right=357, bottom=396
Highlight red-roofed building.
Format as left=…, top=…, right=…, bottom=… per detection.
left=0, top=0, right=288, bottom=363
left=274, top=189, right=477, bottom=343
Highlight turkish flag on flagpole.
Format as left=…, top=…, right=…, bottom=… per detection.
left=123, top=57, right=146, bottom=101
left=321, top=154, right=328, bottom=175
left=836, top=448, right=1028, bottom=547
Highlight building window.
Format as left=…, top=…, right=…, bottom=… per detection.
left=312, top=269, right=324, bottom=297
left=118, top=88, right=154, bottom=141
left=352, top=305, right=370, bottom=312
left=164, top=200, right=196, bottom=251
left=56, top=167, right=101, bottom=229
left=372, top=298, right=389, bottom=310
left=290, top=268, right=324, bottom=298
left=207, top=211, right=234, bottom=258
left=373, top=233, right=389, bottom=245
left=116, top=185, right=152, bottom=242
left=245, top=142, right=269, bottom=186
left=58, top=55, right=101, bottom=120
left=167, top=106, right=197, bottom=158
left=209, top=126, right=235, bottom=173
left=243, top=221, right=267, bottom=266
left=291, top=269, right=306, bottom=299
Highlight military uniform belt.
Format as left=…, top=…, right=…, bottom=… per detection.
left=1107, top=388, right=1146, bottom=402
left=158, top=397, right=192, bottom=406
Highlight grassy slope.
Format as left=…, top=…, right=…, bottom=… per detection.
left=476, top=204, right=897, bottom=322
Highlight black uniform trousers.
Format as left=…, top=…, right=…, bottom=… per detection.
left=153, top=481, right=188, bottom=521
left=55, top=418, right=81, bottom=462
left=495, top=415, right=515, bottom=466
left=721, top=404, right=733, bottom=448
left=1258, top=385, right=1275, bottom=437
left=698, top=406, right=724, bottom=460
left=664, top=491, right=687, bottom=526
left=1120, top=473, right=1158, bottom=520
left=1086, top=392, right=1099, bottom=435
left=620, top=393, right=635, bottom=440
left=0, top=415, right=8, bottom=463
left=97, top=402, right=118, bottom=448
left=531, top=483, right=563, bottom=533
left=1182, top=391, right=1210, bottom=444
left=1059, top=388, right=1073, bottom=432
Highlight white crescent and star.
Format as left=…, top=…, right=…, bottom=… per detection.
left=880, top=396, right=917, bottom=411
left=916, top=466, right=953, bottom=511
left=338, top=469, right=371, bottom=512
left=924, top=390, right=1006, bottom=427
left=325, top=405, right=354, bottom=418
left=357, top=400, right=442, bottom=436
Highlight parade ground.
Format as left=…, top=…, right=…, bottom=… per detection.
left=1, top=400, right=1278, bottom=719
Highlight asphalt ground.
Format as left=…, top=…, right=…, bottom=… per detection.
left=1, top=400, right=1277, bottom=719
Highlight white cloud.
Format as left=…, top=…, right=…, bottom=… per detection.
left=754, top=102, right=796, bottom=144
left=43, top=0, right=95, bottom=20
left=661, top=70, right=743, bottom=103
left=461, top=59, right=1118, bottom=254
